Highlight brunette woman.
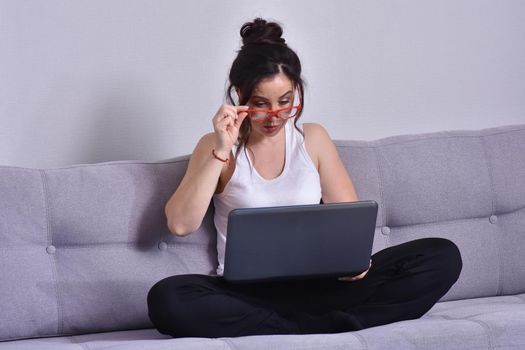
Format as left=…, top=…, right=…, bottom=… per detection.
left=147, top=18, right=462, bottom=338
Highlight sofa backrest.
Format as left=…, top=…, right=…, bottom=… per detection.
left=1, top=123, right=524, bottom=341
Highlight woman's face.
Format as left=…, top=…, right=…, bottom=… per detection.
left=245, top=72, right=295, bottom=139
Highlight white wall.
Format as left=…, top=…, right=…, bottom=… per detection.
left=1, top=0, right=524, bottom=168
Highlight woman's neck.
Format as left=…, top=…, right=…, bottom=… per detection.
left=247, top=126, right=286, bottom=149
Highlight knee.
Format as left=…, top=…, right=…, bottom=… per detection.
left=147, top=276, right=178, bottom=335
left=426, top=238, right=463, bottom=284
left=147, top=277, right=173, bottom=312
left=147, top=274, right=202, bottom=336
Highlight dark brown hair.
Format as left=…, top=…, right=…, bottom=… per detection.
left=226, top=18, right=305, bottom=161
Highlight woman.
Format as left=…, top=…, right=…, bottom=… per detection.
left=147, top=18, right=462, bottom=338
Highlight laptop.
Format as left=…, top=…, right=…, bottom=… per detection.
left=222, top=200, right=378, bottom=283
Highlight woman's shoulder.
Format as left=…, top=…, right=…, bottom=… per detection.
left=302, top=122, right=332, bottom=145
left=301, top=123, right=335, bottom=170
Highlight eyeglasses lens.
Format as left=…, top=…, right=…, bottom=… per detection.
left=277, top=108, right=297, bottom=119
left=250, top=108, right=297, bottom=121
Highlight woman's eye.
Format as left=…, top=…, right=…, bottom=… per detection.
left=279, top=100, right=290, bottom=105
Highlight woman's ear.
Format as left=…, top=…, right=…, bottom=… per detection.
left=235, top=87, right=242, bottom=103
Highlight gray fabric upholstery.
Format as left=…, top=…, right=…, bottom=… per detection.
left=0, top=158, right=218, bottom=341
left=2, top=294, right=524, bottom=349
left=1, top=123, right=524, bottom=348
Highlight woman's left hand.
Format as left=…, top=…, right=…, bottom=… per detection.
left=338, top=259, right=372, bottom=282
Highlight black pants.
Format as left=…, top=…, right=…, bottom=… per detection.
left=147, top=237, right=462, bottom=338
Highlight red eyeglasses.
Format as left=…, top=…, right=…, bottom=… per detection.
left=246, top=103, right=302, bottom=122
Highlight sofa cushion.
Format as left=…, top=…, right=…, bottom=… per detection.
left=0, top=157, right=218, bottom=341
left=336, top=124, right=525, bottom=301
left=1, top=293, right=524, bottom=349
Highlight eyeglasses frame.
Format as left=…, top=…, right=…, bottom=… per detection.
left=245, top=103, right=302, bottom=122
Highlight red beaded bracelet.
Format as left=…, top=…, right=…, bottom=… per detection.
left=212, top=149, right=231, bottom=167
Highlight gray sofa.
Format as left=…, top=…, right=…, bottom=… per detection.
left=1, top=123, right=525, bottom=349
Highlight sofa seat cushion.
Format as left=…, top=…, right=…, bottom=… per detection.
left=228, top=294, right=525, bottom=350
left=2, top=293, right=524, bottom=350
left=0, top=329, right=226, bottom=350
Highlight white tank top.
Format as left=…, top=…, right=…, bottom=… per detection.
left=212, top=120, right=322, bottom=276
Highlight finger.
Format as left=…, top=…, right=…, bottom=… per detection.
left=358, top=268, right=370, bottom=279
left=214, top=105, right=230, bottom=120
left=217, top=110, right=236, bottom=122
left=223, top=105, right=248, bottom=121
left=234, top=112, right=248, bottom=128
left=214, top=114, right=233, bottom=127
left=225, top=106, right=243, bottom=119
left=338, top=267, right=370, bottom=282
left=216, top=118, right=234, bottom=131
left=221, top=111, right=233, bottom=121
left=220, top=103, right=240, bottom=116
left=338, top=276, right=357, bottom=282
left=235, top=105, right=249, bottom=112
left=213, top=113, right=229, bottom=124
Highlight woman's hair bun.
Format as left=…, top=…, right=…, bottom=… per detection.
left=240, top=18, right=286, bottom=47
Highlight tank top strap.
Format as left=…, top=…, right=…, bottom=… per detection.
left=287, top=120, right=305, bottom=151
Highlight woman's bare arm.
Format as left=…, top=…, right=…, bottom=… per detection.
left=164, top=133, right=226, bottom=236
left=165, top=104, right=249, bottom=236
left=303, top=123, right=359, bottom=203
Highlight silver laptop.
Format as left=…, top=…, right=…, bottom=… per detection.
left=223, top=200, right=378, bottom=283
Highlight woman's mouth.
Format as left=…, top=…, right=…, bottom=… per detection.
left=263, top=125, right=278, bottom=132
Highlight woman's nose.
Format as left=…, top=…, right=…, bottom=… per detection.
left=264, top=111, right=280, bottom=122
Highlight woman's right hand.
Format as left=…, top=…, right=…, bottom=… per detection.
left=212, top=104, right=249, bottom=157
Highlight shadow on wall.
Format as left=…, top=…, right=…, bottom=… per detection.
left=80, top=77, right=168, bottom=164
